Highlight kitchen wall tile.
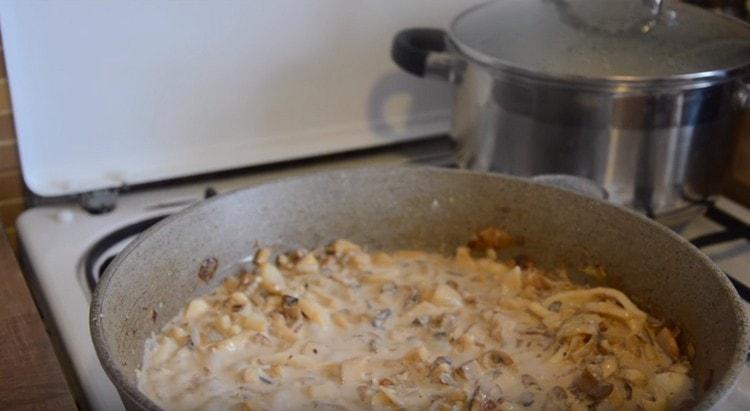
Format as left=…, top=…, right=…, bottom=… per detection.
left=4, top=226, right=17, bottom=252
left=0, top=198, right=23, bottom=227
left=0, top=113, right=14, bottom=141
left=0, top=170, right=22, bottom=200
left=0, top=33, right=23, bottom=250
left=0, top=80, right=10, bottom=112
left=0, top=140, right=19, bottom=170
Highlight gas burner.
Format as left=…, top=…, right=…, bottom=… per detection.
left=83, top=186, right=222, bottom=290
left=691, top=206, right=750, bottom=248
left=84, top=215, right=168, bottom=290
left=690, top=205, right=750, bottom=303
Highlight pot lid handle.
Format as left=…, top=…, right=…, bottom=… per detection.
left=550, top=0, right=672, bottom=36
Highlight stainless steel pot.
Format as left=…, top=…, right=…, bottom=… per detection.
left=90, top=167, right=749, bottom=410
left=392, top=0, right=750, bottom=227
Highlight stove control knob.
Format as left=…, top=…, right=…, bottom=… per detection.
left=56, top=209, right=75, bottom=224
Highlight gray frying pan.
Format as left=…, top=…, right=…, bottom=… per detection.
left=90, top=167, right=749, bottom=410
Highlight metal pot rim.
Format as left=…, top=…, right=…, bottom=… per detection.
left=446, top=1, right=750, bottom=91
left=448, top=33, right=750, bottom=91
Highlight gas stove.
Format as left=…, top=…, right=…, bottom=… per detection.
left=15, top=136, right=750, bottom=410
left=4, top=2, right=749, bottom=409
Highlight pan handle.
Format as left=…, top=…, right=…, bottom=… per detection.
left=391, top=28, right=461, bottom=83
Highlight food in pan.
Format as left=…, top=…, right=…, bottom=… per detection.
left=137, top=229, right=694, bottom=411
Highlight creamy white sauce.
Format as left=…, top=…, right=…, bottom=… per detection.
left=138, top=234, right=694, bottom=411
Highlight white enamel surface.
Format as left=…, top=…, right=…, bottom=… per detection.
left=0, top=0, right=483, bottom=196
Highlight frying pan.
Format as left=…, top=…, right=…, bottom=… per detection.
left=90, top=167, right=749, bottom=410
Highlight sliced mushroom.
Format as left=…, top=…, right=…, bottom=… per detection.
left=432, top=356, right=452, bottom=368
left=573, top=369, right=613, bottom=401
left=521, top=374, right=539, bottom=389
left=198, top=257, right=219, bottom=282
left=371, top=308, right=392, bottom=328
left=454, top=359, right=482, bottom=381
left=547, top=301, right=562, bottom=313
left=281, top=295, right=299, bottom=306
left=431, top=360, right=453, bottom=382
left=468, top=386, right=499, bottom=411
left=481, top=350, right=514, bottom=368
left=403, top=286, right=422, bottom=310
left=518, top=391, right=535, bottom=407
left=438, top=372, right=456, bottom=386
left=623, top=382, right=633, bottom=400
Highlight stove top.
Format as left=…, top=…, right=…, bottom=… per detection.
left=15, top=137, right=750, bottom=410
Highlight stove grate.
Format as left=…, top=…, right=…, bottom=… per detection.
left=690, top=205, right=750, bottom=304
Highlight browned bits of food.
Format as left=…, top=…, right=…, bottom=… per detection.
left=468, top=227, right=514, bottom=251
left=281, top=295, right=299, bottom=306
left=513, top=254, right=532, bottom=269
left=379, top=378, right=394, bottom=386
left=197, top=257, right=218, bottom=282
left=138, top=232, right=695, bottom=411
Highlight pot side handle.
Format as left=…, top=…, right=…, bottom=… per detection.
left=391, top=28, right=458, bottom=82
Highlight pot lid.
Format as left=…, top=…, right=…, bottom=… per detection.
left=450, top=0, right=750, bottom=83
